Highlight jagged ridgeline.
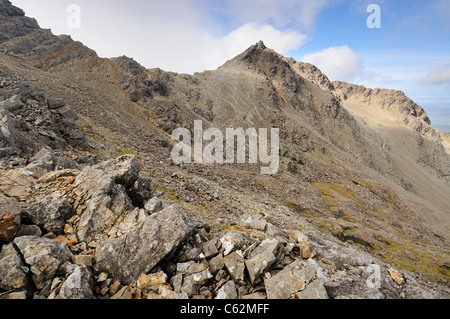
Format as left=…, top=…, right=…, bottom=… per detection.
left=0, top=0, right=449, bottom=300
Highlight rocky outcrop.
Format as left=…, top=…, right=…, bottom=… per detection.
left=0, top=72, right=89, bottom=163
left=332, top=81, right=432, bottom=133
left=287, top=59, right=334, bottom=91
left=0, top=0, right=96, bottom=69
left=0, top=153, right=331, bottom=299
left=95, top=205, right=199, bottom=284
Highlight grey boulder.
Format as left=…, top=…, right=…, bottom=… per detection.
left=94, top=205, right=198, bottom=284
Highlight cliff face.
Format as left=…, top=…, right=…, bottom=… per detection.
left=0, top=0, right=449, bottom=299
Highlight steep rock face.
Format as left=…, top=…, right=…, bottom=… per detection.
left=333, top=82, right=432, bottom=133
left=333, top=81, right=450, bottom=182
left=286, top=59, right=334, bottom=92
left=0, top=0, right=96, bottom=69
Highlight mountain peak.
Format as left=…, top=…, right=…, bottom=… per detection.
left=255, top=40, right=266, bottom=50
left=0, top=0, right=25, bottom=18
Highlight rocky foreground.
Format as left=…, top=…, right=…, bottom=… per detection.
left=0, top=151, right=444, bottom=300
left=0, top=151, right=324, bottom=299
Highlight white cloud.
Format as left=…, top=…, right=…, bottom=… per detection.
left=12, top=0, right=308, bottom=74
left=425, top=65, right=450, bottom=84
left=301, top=45, right=363, bottom=82
left=224, top=0, right=331, bottom=30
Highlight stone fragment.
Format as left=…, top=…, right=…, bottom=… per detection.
left=159, top=285, right=189, bottom=299
left=14, top=236, right=72, bottom=289
left=0, top=243, right=29, bottom=290
left=216, top=280, right=237, bottom=299
left=388, top=268, right=405, bottom=285
left=202, top=238, right=219, bottom=259
left=110, top=286, right=133, bottom=299
left=292, top=279, right=328, bottom=299
left=220, top=230, right=251, bottom=256
left=299, top=241, right=315, bottom=259
left=224, top=251, right=246, bottom=285
left=137, top=271, right=168, bottom=289
left=57, top=266, right=95, bottom=299
left=264, top=260, right=317, bottom=299
left=209, top=254, right=225, bottom=274
left=72, top=255, right=94, bottom=267
left=245, top=250, right=277, bottom=285
left=94, top=205, right=197, bottom=284
left=287, top=230, right=308, bottom=243
left=24, top=193, right=74, bottom=235
left=144, top=196, right=163, bottom=214
left=0, top=291, right=27, bottom=299
left=0, top=194, right=22, bottom=243
left=240, top=213, right=267, bottom=231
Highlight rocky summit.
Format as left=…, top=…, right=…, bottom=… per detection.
left=0, top=0, right=449, bottom=300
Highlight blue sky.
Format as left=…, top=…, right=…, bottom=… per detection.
left=10, top=0, right=450, bottom=123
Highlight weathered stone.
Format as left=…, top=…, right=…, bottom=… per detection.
left=14, top=236, right=73, bottom=289
left=264, top=260, right=317, bottom=299
left=46, top=97, right=65, bottom=110
left=388, top=268, right=405, bottom=285
left=0, top=168, right=35, bottom=201
left=109, top=281, right=121, bottom=296
left=0, top=95, right=23, bottom=112
left=57, top=266, right=95, bottom=299
left=176, top=246, right=203, bottom=262
left=24, top=193, right=74, bottom=235
left=216, top=280, right=238, bottom=299
left=171, top=273, right=183, bottom=293
left=97, top=272, right=108, bottom=283
left=137, top=271, right=168, bottom=289
left=159, top=285, right=189, bottom=299
left=94, top=205, right=198, bottom=284
left=240, top=213, right=267, bottom=231
left=16, top=224, right=42, bottom=237
left=110, top=286, right=133, bottom=299
left=291, top=279, right=328, bottom=299
left=0, top=291, right=27, bottom=299
left=299, top=241, right=315, bottom=259
left=209, top=253, right=225, bottom=274
left=202, top=238, right=219, bottom=259
left=220, top=230, right=251, bottom=256
left=26, top=147, right=55, bottom=177
left=72, top=255, right=94, bottom=267
left=224, top=251, right=246, bottom=285
left=77, top=183, right=134, bottom=242
left=176, top=261, right=208, bottom=276
left=97, top=155, right=140, bottom=188
left=245, top=250, right=277, bottom=285
left=287, top=230, right=308, bottom=243
left=117, top=208, right=148, bottom=233
left=0, top=194, right=21, bottom=242
left=144, top=196, right=163, bottom=214
left=0, top=243, right=29, bottom=290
